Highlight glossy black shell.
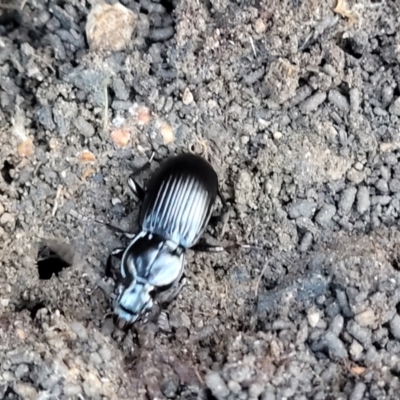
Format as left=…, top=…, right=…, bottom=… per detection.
left=139, top=153, right=218, bottom=249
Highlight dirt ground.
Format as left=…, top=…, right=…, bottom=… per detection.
left=1, top=0, right=400, bottom=399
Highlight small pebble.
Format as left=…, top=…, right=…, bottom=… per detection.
left=288, top=200, right=316, bottom=219
left=228, top=364, right=252, bottom=383
left=299, top=91, right=327, bottom=113
left=324, top=331, right=348, bottom=359
left=299, top=231, right=313, bottom=252
left=389, top=97, right=400, bottom=116
left=249, top=382, right=265, bottom=398
left=113, top=77, right=129, bottom=100
left=373, top=195, right=391, bottom=206
left=389, top=179, right=400, bottom=193
left=356, top=186, right=370, bottom=214
left=161, top=376, right=179, bottom=398
left=273, top=131, right=282, bottom=140
left=338, top=186, right=357, bottom=215
left=350, top=382, right=366, bottom=400
left=329, top=315, right=344, bottom=336
left=74, top=116, right=95, bottom=137
left=307, top=310, right=320, bottom=328
left=328, top=89, right=350, bottom=112
left=315, top=204, right=336, bottom=226
left=347, top=320, right=371, bottom=345
left=0, top=212, right=14, bottom=225
left=111, top=128, right=131, bottom=148
left=354, top=162, right=363, bottom=171
left=349, top=88, right=361, bottom=111
left=13, top=383, right=38, bottom=400
left=159, top=121, right=174, bottom=144
left=241, top=136, right=250, bottom=145
left=262, top=390, right=276, bottom=400
left=182, top=87, right=194, bottom=105
left=99, top=346, right=112, bottom=363
left=90, top=352, right=102, bottom=366
left=69, top=321, right=88, bottom=340
left=375, top=178, right=388, bottom=193
left=228, top=380, right=241, bottom=394
left=254, top=18, right=266, bottom=34
left=205, top=371, right=230, bottom=399
left=17, top=138, right=35, bottom=158
left=347, top=169, right=365, bottom=184
left=389, top=314, right=400, bottom=340
left=63, top=385, right=82, bottom=396
left=354, top=308, right=376, bottom=328
left=349, top=340, right=363, bottom=360
left=82, top=373, right=102, bottom=398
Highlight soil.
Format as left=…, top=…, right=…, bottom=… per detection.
left=1, top=0, right=400, bottom=399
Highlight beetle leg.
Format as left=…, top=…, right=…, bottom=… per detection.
left=157, top=259, right=186, bottom=306
left=106, top=247, right=125, bottom=279
left=127, top=152, right=155, bottom=201
left=158, top=277, right=187, bottom=307
left=192, top=242, right=254, bottom=253
left=127, top=177, right=146, bottom=201
left=191, top=243, right=226, bottom=252
left=209, top=190, right=231, bottom=238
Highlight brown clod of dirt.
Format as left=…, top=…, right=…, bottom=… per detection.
left=86, top=3, right=137, bottom=52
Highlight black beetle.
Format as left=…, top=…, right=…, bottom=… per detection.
left=110, top=153, right=225, bottom=329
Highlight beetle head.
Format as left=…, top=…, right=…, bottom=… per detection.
left=113, top=280, right=154, bottom=330
left=112, top=234, right=185, bottom=329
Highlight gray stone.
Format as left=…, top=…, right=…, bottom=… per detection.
left=329, top=315, right=344, bottom=336
left=350, top=382, right=366, bottom=400
left=389, top=179, right=400, bottom=192
left=389, top=314, right=400, bottom=340
left=113, top=77, right=130, bottom=100
left=328, top=89, right=350, bottom=112
left=299, top=91, right=327, bottom=113
left=338, top=187, right=357, bottom=215
left=355, top=308, right=376, bottom=328
left=347, top=320, right=371, bottom=346
left=315, top=204, right=336, bottom=226
left=37, top=106, right=56, bottom=130
left=62, top=67, right=111, bottom=106
left=349, top=88, right=361, bottom=111
left=325, top=332, right=348, bottom=359
left=356, top=186, right=370, bottom=214
left=389, top=97, right=400, bottom=116
left=375, top=178, right=388, bottom=192
left=69, top=321, right=88, bottom=340
left=205, top=371, right=229, bottom=399
left=288, top=200, right=317, bottom=219
left=74, top=116, right=95, bottom=137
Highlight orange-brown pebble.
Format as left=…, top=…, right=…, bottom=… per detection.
left=17, top=138, right=34, bottom=157
left=111, top=128, right=131, bottom=147
left=79, top=150, right=96, bottom=164
left=159, top=122, right=174, bottom=144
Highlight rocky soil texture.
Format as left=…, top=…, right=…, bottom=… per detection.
left=1, top=0, right=400, bottom=399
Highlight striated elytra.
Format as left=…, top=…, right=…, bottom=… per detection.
left=111, top=153, right=220, bottom=329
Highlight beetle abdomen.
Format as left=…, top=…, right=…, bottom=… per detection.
left=140, top=154, right=218, bottom=248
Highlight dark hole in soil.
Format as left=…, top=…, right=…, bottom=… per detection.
left=4, top=385, right=22, bottom=400
left=391, top=257, right=400, bottom=271
left=30, top=302, right=46, bottom=319
left=1, top=160, right=13, bottom=184
left=159, top=0, right=175, bottom=14
left=37, top=245, right=72, bottom=280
